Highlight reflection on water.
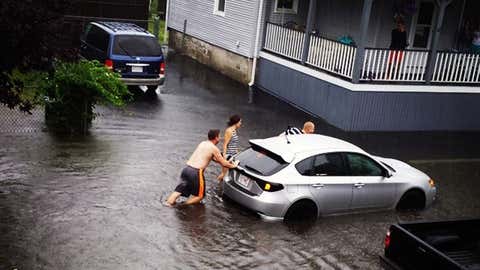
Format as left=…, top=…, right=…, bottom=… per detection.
left=1, top=54, right=480, bottom=269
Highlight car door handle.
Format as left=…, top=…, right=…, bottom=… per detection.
left=312, top=183, right=324, bottom=188
left=354, top=183, right=365, bottom=188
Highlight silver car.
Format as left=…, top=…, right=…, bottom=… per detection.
left=222, top=134, right=437, bottom=220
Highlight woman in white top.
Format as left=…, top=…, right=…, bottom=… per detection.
left=217, top=115, right=242, bottom=181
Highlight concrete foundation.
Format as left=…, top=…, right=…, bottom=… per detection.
left=169, top=30, right=252, bottom=84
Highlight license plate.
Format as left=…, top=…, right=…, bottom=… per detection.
left=237, top=175, right=250, bottom=188
left=132, top=66, right=143, bottom=73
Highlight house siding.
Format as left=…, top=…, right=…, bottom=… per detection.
left=256, top=57, right=480, bottom=131
left=168, top=0, right=260, bottom=58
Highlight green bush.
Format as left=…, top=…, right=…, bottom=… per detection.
left=44, top=60, right=132, bottom=133
left=5, top=68, right=49, bottom=111
left=8, top=59, right=132, bottom=133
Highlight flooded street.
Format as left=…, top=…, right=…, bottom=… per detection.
left=1, top=54, right=480, bottom=269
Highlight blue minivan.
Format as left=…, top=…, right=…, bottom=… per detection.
left=80, top=21, right=165, bottom=91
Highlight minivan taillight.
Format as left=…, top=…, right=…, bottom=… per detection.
left=385, top=230, right=391, bottom=249
left=105, top=59, right=113, bottom=70
left=160, top=62, right=165, bottom=75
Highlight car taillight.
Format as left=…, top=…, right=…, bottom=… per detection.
left=254, top=179, right=283, bottom=192
left=105, top=59, right=113, bottom=70
left=385, top=230, right=391, bottom=249
left=160, top=62, right=165, bottom=75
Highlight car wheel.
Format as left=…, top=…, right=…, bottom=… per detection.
left=396, top=189, right=426, bottom=211
left=284, top=199, right=318, bottom=221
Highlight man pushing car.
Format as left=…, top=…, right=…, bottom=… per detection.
left=165, top=129, right=239, bottom=206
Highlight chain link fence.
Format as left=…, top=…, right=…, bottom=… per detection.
left=0, top=105, right=46, bottom=133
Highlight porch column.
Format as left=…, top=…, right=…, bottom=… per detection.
left=425, top=0, right=453, bottom=83
left=301, top=0, right=317, bottom=65
left=352, top=0, right=374, bottom=83
left=261, top=0, right=273, bottom=49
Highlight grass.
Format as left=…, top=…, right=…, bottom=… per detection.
left=148, top=0, right=167, bottom=45
left=148, top=19, right=167, bottom=45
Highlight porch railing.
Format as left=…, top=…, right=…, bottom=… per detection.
left=361, top=49, right=429, bottom=82
left=264, top=22, right=305, bottom=61
left=433, top=51, right=480, bottom=83
left=306, top=35, right=356, bottom=79
left=262, top=22, right=480, bottom=85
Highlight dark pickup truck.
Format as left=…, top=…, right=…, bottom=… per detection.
left=381, top=219, right=480, bottom=270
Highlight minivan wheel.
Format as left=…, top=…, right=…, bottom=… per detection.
left=396, top=189, right=426, bottom=211
left=284, top=199, right=318, bottom=221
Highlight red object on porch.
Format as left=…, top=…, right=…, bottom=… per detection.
left=388, top=50, right=404, bottom=64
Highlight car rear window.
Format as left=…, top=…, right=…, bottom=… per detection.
left=235, top=146, right=288, bottom=176
left=113, top=35, right=162, bottom=57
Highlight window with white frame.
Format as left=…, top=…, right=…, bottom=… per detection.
left=214, top=0, right=226, bottom=16
left=274, top=0, right=298, bottom=14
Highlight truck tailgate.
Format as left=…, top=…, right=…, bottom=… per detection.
left=383, top=219, right=480, bottom=270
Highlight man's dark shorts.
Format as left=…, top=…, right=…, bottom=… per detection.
left=174, top=166, right=205, bottom=198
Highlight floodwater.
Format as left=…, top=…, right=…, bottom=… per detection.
left=1, top=54, right=480, bottom=269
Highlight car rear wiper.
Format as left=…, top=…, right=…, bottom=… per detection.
left=118, top=42, right=136, bottom=59
left=244, top=165, right=264, bottom=176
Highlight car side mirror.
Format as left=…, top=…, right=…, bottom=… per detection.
left=383, top=169, right=392, bottom=178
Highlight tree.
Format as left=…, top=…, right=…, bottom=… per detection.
left=0, top=0, right=73, bottom=112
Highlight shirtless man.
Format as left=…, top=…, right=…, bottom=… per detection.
left=165, top=129, right=239, bottom=206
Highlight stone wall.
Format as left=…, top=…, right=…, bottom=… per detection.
left=169, top=30, right=252, bottom=85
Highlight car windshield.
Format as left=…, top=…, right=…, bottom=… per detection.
left=235, top=146, right=288, bottom=176
left=113, top=35, right=162, bottom=57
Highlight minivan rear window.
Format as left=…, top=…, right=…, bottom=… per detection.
left=113, top=35, right=162, bottom=57
left=235, top=146, right=288, bottom=176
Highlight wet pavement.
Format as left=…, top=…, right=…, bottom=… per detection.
left=1, top=53, right=480, bottom=270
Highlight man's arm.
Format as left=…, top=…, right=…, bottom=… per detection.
left=212, top=147, right=237, bottom=169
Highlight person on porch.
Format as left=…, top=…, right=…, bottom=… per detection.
left=390, top=19, right=408, bottom=50
left=388, top=18, right=408, bottom=78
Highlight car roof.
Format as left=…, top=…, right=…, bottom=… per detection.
left=91, top=21, right=154, bottom=37
left=249, top=134, right=366, bottom=163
